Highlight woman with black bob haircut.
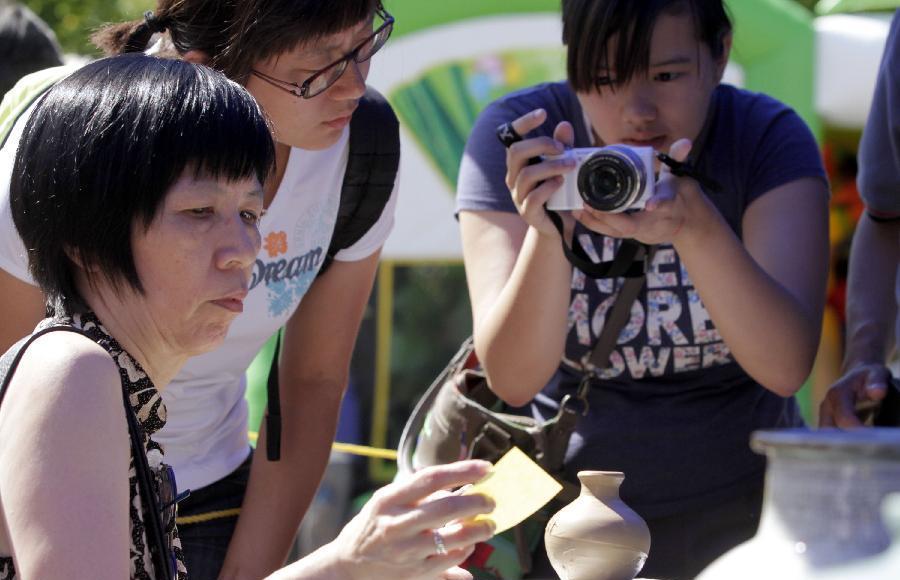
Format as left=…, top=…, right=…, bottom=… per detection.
left=0, top=53, right=273, bottom=579
left=0, top=53, right=496, bottom=580
left=10, top=54, right=275, bottom=314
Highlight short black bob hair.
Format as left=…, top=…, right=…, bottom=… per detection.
left=562, top=0, right=732, bottom=93
left=11, top=54, right=275, bottom=311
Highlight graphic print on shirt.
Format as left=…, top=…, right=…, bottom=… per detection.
left=251, top=203, right=334, bottom=318
left=564, top=236, right=733, bottom=379
left=249, top=229, right=320, bottom=317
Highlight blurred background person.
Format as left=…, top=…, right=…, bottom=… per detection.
left=0, top=1, right=64, bottom=97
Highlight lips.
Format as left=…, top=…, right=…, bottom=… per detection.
left=323, top=114, right=353, bottom=130
left=211, top=289, right=248, bottom=314
left=622, top=136, right=667, bottom=150
left=323, top=104, right=358, bottom=130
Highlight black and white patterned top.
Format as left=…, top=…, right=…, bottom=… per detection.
left=0, top=312, right=188, bottom=579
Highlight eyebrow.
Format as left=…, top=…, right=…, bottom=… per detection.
left=305, top=16, right=377, bottom=56
left=649, top=56, right=693, bottom=67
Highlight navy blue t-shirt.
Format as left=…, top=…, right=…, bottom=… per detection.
left=456, top=81, right=827, bottom=518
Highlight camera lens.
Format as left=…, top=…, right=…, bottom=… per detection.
left=576, top=147, right=647, bottom=212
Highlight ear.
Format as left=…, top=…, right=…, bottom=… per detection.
left=714, top=31, right=733, bottom=82
left=182, top=49, right=210, bottom=65
left=63, top=246, right=98, bottom=273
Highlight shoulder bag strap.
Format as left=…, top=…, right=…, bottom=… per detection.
left=586, top=244, right=656, bottom=370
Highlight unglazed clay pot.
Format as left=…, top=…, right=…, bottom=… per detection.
left=698, top=428, right=900, bottom=580
left=544, top=471, right=650, bottom=580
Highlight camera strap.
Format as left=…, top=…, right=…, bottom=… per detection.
left=544, top=209, right=650, bottom=279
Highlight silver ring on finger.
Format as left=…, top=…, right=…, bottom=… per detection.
left=432, top=529, right=448, bottom=556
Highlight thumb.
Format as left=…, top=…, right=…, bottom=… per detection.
left=553, top=121, right=575, bottom=148
left=658, top=137, right=693, bottom=181
left=668, top=138, right=692, bottom=163
left=864, top=371, right=890, bottom=401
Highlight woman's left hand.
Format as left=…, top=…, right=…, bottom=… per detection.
left=329, top=460, right=496, bottom=580
left=574, top=138, right=710, bottom=245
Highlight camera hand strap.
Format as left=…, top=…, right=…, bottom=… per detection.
left=544, top=209, right=649, bottom=279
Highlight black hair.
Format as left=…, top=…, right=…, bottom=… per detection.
left=10, top=54, right=275, bottom=311
left=92, top=0, right=380, bottom=83
left=219, top=0, right=380, bottom=82
left=561, top=0, right=732, bottom=93
left=0, top=2, right=64, bottom=96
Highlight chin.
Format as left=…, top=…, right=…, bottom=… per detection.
left=281, top=126, right=344, bottom=151
left=187, top=324, right=233, bottom=356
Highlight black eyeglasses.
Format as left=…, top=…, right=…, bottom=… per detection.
left=156, top=463, right=190, bottom=575
left=251, top=7, right=394, bottom=99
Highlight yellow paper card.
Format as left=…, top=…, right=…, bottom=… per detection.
left=464, top=447, right=563, bottom=534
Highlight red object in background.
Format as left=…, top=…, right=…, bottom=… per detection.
left=464, top=541, right=495, bottom=569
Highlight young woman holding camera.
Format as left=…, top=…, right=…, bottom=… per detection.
left=456, top=0, right=830, bottom=577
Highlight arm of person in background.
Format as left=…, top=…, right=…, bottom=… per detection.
left=266, top=461, right=496, bottom=580
left=0, top=136, right=47, bottom=351
left=0, top=332, right=131, bottom=578
left=219, top=251, right=381, bottom=579
left=578, top=137, right=830, bottom=397
left=819, top=11, right=900, bottom=428
left=819, top=213, right=898, bottom=427
left=0, top=268, right=45, bottom=349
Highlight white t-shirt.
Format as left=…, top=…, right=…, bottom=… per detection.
left=0, top=102, right=399, bottom=491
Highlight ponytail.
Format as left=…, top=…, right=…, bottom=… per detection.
left=92, top=11, right=168, bottom=55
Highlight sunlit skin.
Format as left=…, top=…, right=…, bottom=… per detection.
left=245, top=17, right=376, bottom=153
left=128, top=174, right=264, bottom=357
left=576, top=10, right=728, bottom=165
left=81, top=174, right=265, bottom=388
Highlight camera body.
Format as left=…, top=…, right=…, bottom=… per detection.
left=545, top=145, right=655, bottom=212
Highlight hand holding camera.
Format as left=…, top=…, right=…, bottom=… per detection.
left=500, top=108, right=578, bottom=239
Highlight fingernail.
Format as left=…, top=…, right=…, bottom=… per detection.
left=485, top=519, right=497, bottom=534
left=532, top=108, right=545, bottom=118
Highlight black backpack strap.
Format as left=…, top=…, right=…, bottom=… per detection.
left=0, top=326, right=175, bottom=579
left=318, top=86, right=400, bottom=276
left=265, top=331, right=283, bottom=461
left=264, top=88, right=399, bottom=461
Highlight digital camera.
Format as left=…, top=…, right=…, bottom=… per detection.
left=545, top=145, right=655, bottom=212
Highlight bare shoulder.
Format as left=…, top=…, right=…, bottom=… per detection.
left=0, top=330, right=124, bottom=445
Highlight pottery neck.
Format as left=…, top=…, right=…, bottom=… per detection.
left=577, top=471, right=624, bottom=500
left=754, top=432, right=900, bottom=567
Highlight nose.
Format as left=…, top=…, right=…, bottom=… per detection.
left=329, top=59, right=368, bottom=100
left=216, top=215, right=260, bottom=273
left=621, top=81, right=657, bottom=126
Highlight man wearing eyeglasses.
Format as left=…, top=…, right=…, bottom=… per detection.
left=0, top=2, right=400, bottom=579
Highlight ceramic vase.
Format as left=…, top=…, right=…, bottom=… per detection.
left=698, top=428, right=900, bottom=580
left=544, top=471, right=651, bottom=580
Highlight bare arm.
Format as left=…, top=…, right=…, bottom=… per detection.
left=220, top=251, right=380, bottom=579
left=460, top=211, right=572, bottom=406
left=672, top=176, right=830, bottom=395
left=819, top=214, right=899, bottom=427
left=0, top=333, right=130, bottom=579
left=266, top=461, right=494, bottom=580
left=0, top=267, right=44, bottom=351
left=460, top=112, right=580, bottom=406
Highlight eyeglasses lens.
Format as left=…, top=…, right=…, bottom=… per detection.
left=306, top=16, right=393, bottom=98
